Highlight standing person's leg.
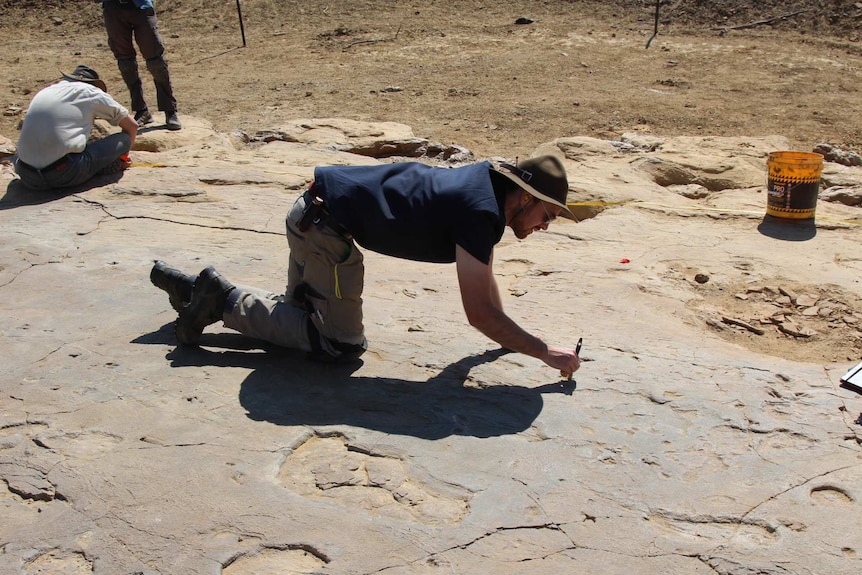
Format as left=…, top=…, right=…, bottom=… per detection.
left=102, top=2, right=148, bottom=118
left=132, top=6, right=180, bottom=129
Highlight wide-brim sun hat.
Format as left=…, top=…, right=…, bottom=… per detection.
left=61, top=65, right=107, bottom=92
left=493, top=155, right=572, bottom=214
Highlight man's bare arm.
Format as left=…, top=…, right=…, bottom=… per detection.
left=486, top=251, right=504, bottom=311
left=455, top=245, right=580, bottom=375
left=118, top=114, right=138, bottom=147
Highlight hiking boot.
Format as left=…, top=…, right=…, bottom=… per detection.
left=134, top=109, right=154, bottom=127
left=176, top=266, right=235, bottom=345
left=150, top=260, right=197, bottom=312
left=165, top=111, right=182, bottom=131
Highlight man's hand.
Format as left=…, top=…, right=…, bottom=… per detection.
left=543, top=344, right=581, bottom=380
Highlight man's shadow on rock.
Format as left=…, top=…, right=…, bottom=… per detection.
left=135, top=324, right=576, bottom=440
left=1, top=171, right=126, bottom=210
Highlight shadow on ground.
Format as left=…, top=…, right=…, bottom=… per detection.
left=135, top=326, right=577, bottom=440
left=756, top=215, right=817, bottom=241
left=1, top=170, right=126, bottom=209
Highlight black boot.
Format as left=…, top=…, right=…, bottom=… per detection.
left=150, top=260, right=197, bottom=312
left=176, top=266, right=235, bottom=345
left=165, top=111, right=182, bottom=131
left=135, top=109, right=154, bottom=127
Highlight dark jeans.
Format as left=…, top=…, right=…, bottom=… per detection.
left=14, top=133, right=132, bottom=191
left=102, top=1, right=177, bottom=112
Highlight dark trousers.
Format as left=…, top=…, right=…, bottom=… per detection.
left=102, top=1, right=177, bottom=113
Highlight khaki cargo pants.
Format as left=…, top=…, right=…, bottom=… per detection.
left=223, top=193, right=366, bottom=350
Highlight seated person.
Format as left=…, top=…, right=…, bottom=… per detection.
left=15, top=65, right=137, bottom=190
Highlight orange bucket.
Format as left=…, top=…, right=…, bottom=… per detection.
left=766, top=151, right=824, bottom=219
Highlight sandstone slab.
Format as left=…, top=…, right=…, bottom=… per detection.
left=1, top=120, right=861, bottom=575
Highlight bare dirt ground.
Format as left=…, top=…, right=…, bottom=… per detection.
left=2, top=0, right=862, bottom=364
left=3, top=0, right=862, bottom=160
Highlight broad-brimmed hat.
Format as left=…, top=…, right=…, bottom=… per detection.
left=493, top=155, right=572, bottom=213
left=61, top=65, right=107, bottom=92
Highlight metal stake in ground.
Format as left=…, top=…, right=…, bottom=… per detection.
left=236, top=0, right=246, bottom=47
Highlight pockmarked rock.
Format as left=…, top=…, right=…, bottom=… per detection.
left=1, top=121, right=861, bottom=575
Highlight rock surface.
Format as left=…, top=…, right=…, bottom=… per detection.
left=1, top=119, right=861, bottom=575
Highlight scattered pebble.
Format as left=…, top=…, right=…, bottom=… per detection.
left=796, top=293, right=820, bottom=307
left=779, top=286, right=798, bottom=303
left=777, top=322, right=816, bottom=338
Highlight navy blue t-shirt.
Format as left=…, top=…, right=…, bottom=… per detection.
left=313, top=161, right=506, bottom=264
